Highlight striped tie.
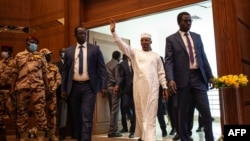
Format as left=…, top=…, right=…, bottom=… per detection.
left=184, top=33, right=194, bottom=64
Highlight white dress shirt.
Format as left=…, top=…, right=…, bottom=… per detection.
left=179, top=31, right=199, bottom=69
left=73, top=42, right=90, bottom=81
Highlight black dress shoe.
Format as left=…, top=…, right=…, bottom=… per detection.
left=129, top=133, right=134, bottom=138
left=138, top=137, right=143, bottom=141
left=172, top=134, right=180, bottom=140
left=196, top=127, right=203, bottom=132
left=71, top=135, right=77, bottom=139
left=162, top=130, right=167, bottom=137
left=119, top=128, right=128, bottom=133
left=108, top=132, right=123, bottom=138
left=188, top=131, right=192, bottom=136
left=169, top=128, right=176, bottom=135
left=59, top=136, right=65, bottom=141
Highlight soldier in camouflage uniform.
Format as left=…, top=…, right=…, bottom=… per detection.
left=40, top=48, right=61, bottom=141
left=0, top=45, right=15, bottom=141
left=10, top=36, right=50, bottom=141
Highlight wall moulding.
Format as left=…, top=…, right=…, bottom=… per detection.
left=82, top=0, right=203, bottom=28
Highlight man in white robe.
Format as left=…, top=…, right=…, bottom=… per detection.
left=109, top=19, right=169, bottom=141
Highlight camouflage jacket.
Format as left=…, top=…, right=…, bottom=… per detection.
left=0, top=57, right=15, bottom=88
left=46, top=63, right=61, bottom=91
left=12, top=50, right=47, bottom=90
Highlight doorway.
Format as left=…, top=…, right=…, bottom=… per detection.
left=90, top=0, right=220, bottom=120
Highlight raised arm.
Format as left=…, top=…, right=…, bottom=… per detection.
left=109, top=18, right=134, bottom=59
left=110, top=18, right=116, bottom=33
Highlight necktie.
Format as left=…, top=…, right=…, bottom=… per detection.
left=79, top=45, right=83, bottom=74
left=184, top=33, right=194, bottom=64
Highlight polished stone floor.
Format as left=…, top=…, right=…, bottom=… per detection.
left=7, top=118, right=222, bottom=141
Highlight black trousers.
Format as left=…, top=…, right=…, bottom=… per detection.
left=157, top=98, right=167, bottom=131
left=70, top=81, right=96, bottom=141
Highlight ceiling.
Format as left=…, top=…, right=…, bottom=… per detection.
left=0, top=18, right=64, bottom=33
left=91, top=1, right=213, bottom=34
left=0, top=1, right=211, bottom=34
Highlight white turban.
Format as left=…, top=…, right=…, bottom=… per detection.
left=141, top=33, right=151, bottom=39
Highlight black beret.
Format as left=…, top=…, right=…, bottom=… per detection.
left=26, top=35, right=39, bottom=44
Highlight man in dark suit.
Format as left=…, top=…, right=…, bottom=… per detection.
left=165, top=12, right=215, bottom=141
left=54, top=47, right=74, bottom=140
left=61, top=26, right=107, bottom=141
left=157, top=57, right=168, bottom=137
left=114, top=54, right=135, bottom=138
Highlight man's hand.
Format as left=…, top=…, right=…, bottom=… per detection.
left=209, top=77, right=215, bottom=89
left=110, top=18, right=116, bottom=33
left=162, top=88, right=170, bottom=100
left=100, top=88, right=108, bottom=98
left=113, top=85, right=119, bottom=94
left=168, top=80, right=177, bottom=94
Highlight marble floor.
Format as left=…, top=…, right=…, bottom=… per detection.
left=7, top=118, right=222, bottom=141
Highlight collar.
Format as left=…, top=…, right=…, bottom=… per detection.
left=179, top=30, right=190, bottom=36
left=77, top=42, right=87, bottom=48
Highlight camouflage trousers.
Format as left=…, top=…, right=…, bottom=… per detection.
left=46, top=92, right=57, bottom=133
left=0, top=89, right=16, bottom=122
left=16, top=89, right=47, bottom=133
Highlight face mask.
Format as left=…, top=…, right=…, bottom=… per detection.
left=61, top=53, right=65, bottom=58
left=28, top=43, right=38, bottom=52
left=1, top=51, right=9, bottom=59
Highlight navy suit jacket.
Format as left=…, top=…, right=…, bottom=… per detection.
left=116, top=59, right=133, bottom=96
left=54, top=60, right=63, bottom=98
left=54, top=60, right=63, bottom=74
left=61, top=43, right=107, bottom=95
left=165, top=31, right=213, bottom=89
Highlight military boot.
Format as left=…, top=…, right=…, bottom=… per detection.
left=48, top=129, right=59, bottom=141
left=19, top=132, right=27, bottom=141
left=36, top=131, right=45, bottom=141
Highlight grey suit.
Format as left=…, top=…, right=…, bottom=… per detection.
left=61, top=43, right=107, bottom=141
left=165, top=31, right=214, bottom=141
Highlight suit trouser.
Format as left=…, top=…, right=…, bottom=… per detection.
left=197, top=114, right=203, bottom=128
left=107, top=87, right=121, bottom=134
left=57, top=99, right=67, bottom=138
left=157, top=98, right=167, bottom=132
left=121, top=94, right=136, bottom=134
left=120, top=97, right=128, bottom=130
left=167, top=95, right=177, bottom=131
left=176, top=70, right=214, bottom=141
left=70, top=81, right=96, bottom=141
